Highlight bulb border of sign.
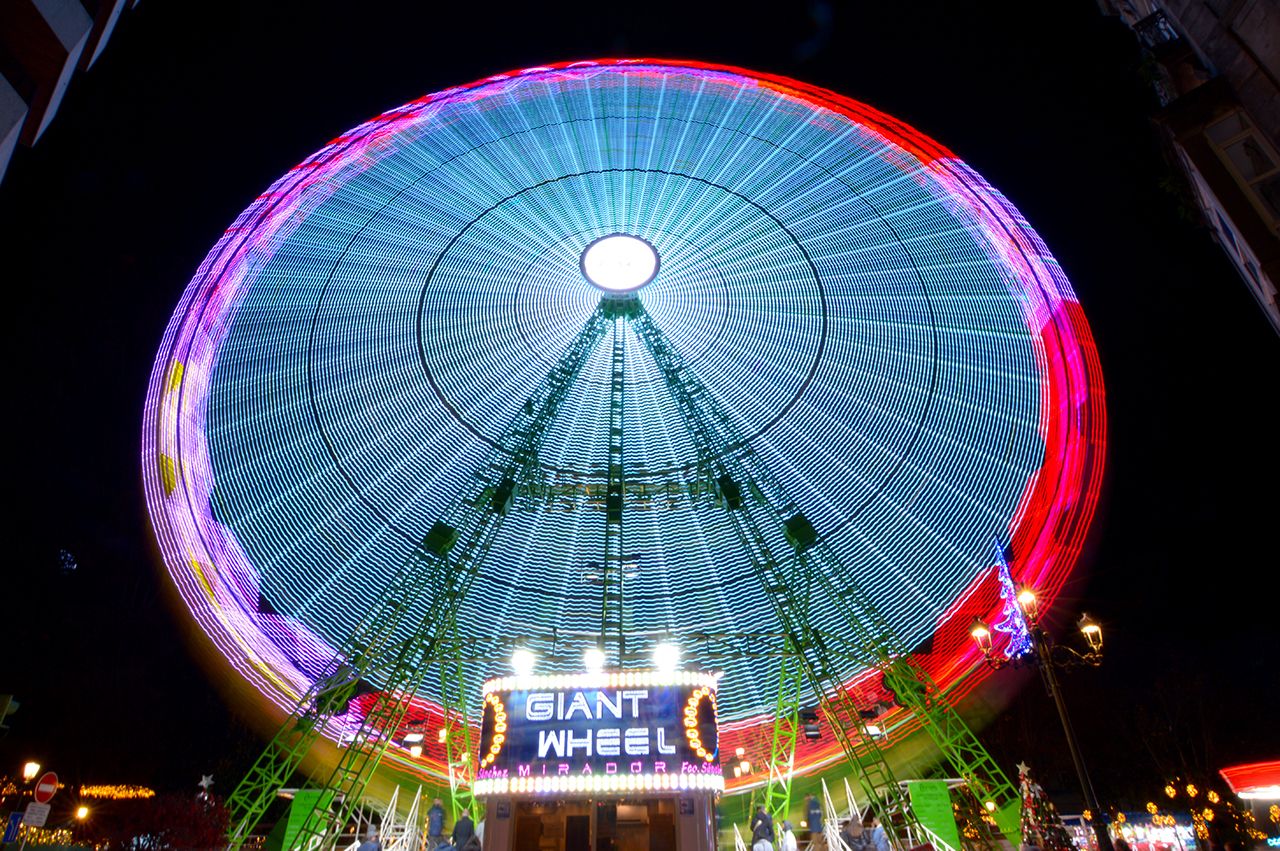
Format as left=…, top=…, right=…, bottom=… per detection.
left=474, top=771, right=724, bottom=797
left=483, top=669, right=718, bottom=696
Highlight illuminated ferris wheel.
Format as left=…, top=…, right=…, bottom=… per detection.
left=141, top=59, right=1105, bottom=846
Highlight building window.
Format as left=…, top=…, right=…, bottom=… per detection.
left=1205, top=111, right=1280, bottom=229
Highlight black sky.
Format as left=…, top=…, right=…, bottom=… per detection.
left=1, top=1, right=1276, bottom=806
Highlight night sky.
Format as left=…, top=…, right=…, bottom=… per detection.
left=2, top=1, right=1276, bottom=809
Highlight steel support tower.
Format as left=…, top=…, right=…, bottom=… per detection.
left=225, top=307, right=610, bottom=850
left=628, top=300, right=1020, bottom=847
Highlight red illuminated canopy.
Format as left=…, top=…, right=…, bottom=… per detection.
left=1220, top=760, right=1280, bottom=799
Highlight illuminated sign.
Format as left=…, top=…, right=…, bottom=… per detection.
left=474, top=670, right=722, bottom=796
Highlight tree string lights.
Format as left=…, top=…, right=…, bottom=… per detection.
left=79, top=785, right=156, bottom=800
left=1017, top=763, right=1074, bottom=851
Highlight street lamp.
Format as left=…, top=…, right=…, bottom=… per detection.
left=22, top=762, right=40, bottom=781
left=1078, top=613, right=1103, bottom=653
left=971, top=588, right=1112, bottom=851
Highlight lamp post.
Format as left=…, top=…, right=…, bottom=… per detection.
left=970, top=588, right=1113, bottom=851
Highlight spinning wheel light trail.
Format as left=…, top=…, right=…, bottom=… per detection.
left=141, top=58, right=1106, bottom=847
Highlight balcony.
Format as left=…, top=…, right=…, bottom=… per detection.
left=1134, top=10, right=1183, bottom=52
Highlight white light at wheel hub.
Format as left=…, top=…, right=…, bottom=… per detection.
left=580, top=234, right=659, bottom=292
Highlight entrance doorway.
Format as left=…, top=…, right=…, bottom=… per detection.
left=509, top=798, right=680, bottom=851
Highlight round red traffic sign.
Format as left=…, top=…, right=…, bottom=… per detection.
left=33, top=771, right=57, bottom=804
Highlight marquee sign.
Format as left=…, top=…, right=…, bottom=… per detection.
left=473, top=670, right=723, bottom=796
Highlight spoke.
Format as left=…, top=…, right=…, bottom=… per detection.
left=601, top=308, right=628, bottom=661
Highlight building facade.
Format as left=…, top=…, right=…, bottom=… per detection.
left=1103, top=0, right=1280, bottom=334
left=0, top=0, right=139, bottom=185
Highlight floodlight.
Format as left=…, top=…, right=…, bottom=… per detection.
left=511, top=647, right=536, bottom=677
left=652, top=640, right=680, bottom=673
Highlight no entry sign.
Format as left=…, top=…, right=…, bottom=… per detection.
left=33, top=771, right=58, bottom=804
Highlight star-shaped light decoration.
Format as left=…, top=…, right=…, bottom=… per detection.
left=198, top=775, right=214, bottom=792
left=1016, top=762, right=1031, bottom=776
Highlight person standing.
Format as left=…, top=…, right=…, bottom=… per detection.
left=840, top=820, right=864, bottom=851
left=869, top=817, right=891, bottom=851
left=357, top=827, right=382, bottom=851
left=453, top=810, right=479, bottom=851
left=780, top=820, right=799, bottom=851
left=427, top=799, right=446, bottom=849
left=805, top=795, right=823, bottom=841
left=751, top=806, right=775, bottom=851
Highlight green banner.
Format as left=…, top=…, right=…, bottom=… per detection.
left=264, top=789, right=335, bottom=851
left=907, top=781, right=961, bottom=851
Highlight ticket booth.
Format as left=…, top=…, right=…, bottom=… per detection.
left=473, top=670, right=722, bottom=851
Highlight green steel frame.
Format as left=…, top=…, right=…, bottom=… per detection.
left=439, top=623, right=481, bottom=825
left=749, top=650, right=804, bottom=829
left=225, top=307, right=610, bottom=850
left=601, top=312, right=628, bottom=662
left=227, top=292, right=1020, bottom=849
left=629, top=302, right=1020, bottom=847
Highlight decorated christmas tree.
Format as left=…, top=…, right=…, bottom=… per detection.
left=1018, top=762, right=1076, bottom=851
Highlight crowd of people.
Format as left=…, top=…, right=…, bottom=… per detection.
left=356, top=798, right=484, bottom=851
left=749, top=799, right=892, bottom=851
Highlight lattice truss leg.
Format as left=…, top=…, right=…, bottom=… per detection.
left=628, top=302, right=1019, bottom=849
left=225, top=309, right=611, bottom=850
left=228, top=294, right=1020, bottom=850
left=748, top=650, right=803, bottom=831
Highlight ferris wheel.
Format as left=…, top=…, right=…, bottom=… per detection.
left=141, top=59, right=1106, bottom=848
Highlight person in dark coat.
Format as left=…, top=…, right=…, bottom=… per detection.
left=840, top=820, right=865, bottom=851
left=751, top=806, right=775, bottom=851
left=427, top=799, right=446, bottom=848
left=805, top=795, right=823, bottom=840
left=453, top=811, right=479, bottom=851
